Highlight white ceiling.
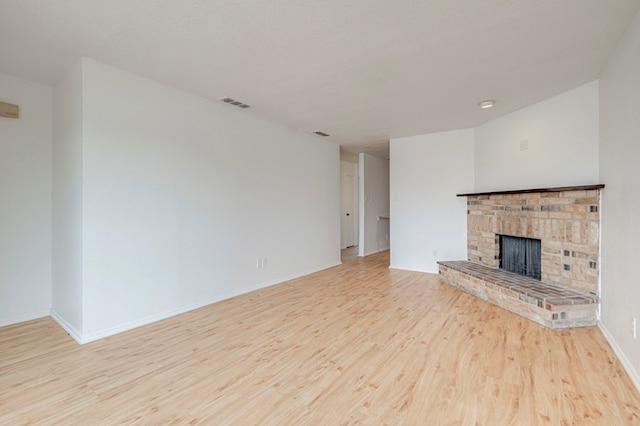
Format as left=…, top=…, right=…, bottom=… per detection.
left=1, top=1, right=638, bottom=159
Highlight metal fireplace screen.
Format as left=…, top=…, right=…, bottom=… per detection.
left=499, top=235, right=541, bottom=280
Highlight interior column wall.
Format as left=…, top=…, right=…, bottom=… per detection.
left=51, top=61, right=85, bottom=337
left=599, top=7, right=640, bottom=391
left=389, top=129, right=474, bottom=273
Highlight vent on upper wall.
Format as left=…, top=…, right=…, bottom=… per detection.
left=0, top=101, right=19, bottom=119
left=312, top=131, right=330, bottom=137
left=219, top=97, right=250, bottom=109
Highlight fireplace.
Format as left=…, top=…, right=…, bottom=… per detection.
left=437, top=184, right=603, bottom=329
left=461, top=185, right=603, bottom=294
left=499, top=235, right=541, bottom=280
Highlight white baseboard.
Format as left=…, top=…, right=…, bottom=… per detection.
left=0, top=310, right=50, bottom=328
left=59, top=261, right=342, bottom=344
left=78, top=295, right=236, bottom=344
left=598, top=321, right=640, bottom=394
left=388, top=262, right=439, bottom=274
left=254, top=261, right=342, bottom=290
left=359, top=247, right=390, bottom=257
left=50, top=309, right=84, bottom=343
left=389, top=265, right=436, bottom=274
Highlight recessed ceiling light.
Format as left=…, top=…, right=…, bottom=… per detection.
left=478, top=100, right=495, bottom=109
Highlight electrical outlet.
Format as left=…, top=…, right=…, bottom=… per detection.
left=263, top=257, right=268, bottom=268
left=519, top=140, right=529, bottom=151
left=632, top=316, right=637, bottom=339
left=432, top=250, right=438, bottom=257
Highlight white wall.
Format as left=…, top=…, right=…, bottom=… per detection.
left=54, top=58, right=340, bottom=341
left=51, top=62, right=85, bottom=337
left=0, top=74, right=52, bottom=326
left=390, top=129, right=474, bottom=273
left=358, top=153, right=389, bottom=256
left=599, top=8, right=640, bottom=392
left=475, top=81, right=600, bottom=192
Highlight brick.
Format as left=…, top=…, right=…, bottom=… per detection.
left=561, top=190, right=587, bottom=198
left=564, top=243, right=598, bottom=254
left=547, top=197, right=572, bottom=204
left=549, top=212, right=573, bottom=219
left=588, top=222, right=600, bottom=247
left=574, top=197, right=600, bottom=205
left=526, top=198, right=548, bottom=205
left=573, top=212, right=599, bottom=220
left=520, top=192, right=541, bottom=200
left=563, top=204, right=589, bottom=212
left=542, top=241, right=562, bottom=253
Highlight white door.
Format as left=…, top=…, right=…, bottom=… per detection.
left=341, top=174, right=357, bottom=248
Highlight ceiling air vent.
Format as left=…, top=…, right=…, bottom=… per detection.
left=219, top=97, right=250, bottom=109
left=312, top=131, right=330, bottom=137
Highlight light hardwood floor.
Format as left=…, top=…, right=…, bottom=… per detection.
left=1, top=249, right=639, bottom=424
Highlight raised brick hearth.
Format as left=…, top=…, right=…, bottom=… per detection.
left=438, top=184, right=604, bottom=329
left=438, top=261, right=598, bottom=328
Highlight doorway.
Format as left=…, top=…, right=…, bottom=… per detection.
left=340, top=161, right=358, bottom=249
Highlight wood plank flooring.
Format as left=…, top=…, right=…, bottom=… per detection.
left=1, top=248, right=639, bottom=424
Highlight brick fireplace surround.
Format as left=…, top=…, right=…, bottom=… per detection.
left=438, top=184, right=604, bottom=329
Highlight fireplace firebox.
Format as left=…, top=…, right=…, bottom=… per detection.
left=499, top=235, right=541, bottom=280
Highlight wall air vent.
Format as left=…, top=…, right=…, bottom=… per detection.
left=219, top=97, right=250, bottom=109
left=0, top=101, right=19, bottom=119
left=312, top=131, right=330, bottom=137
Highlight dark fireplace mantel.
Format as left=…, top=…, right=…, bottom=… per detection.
left=456, top=184, right=605, bottom=198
